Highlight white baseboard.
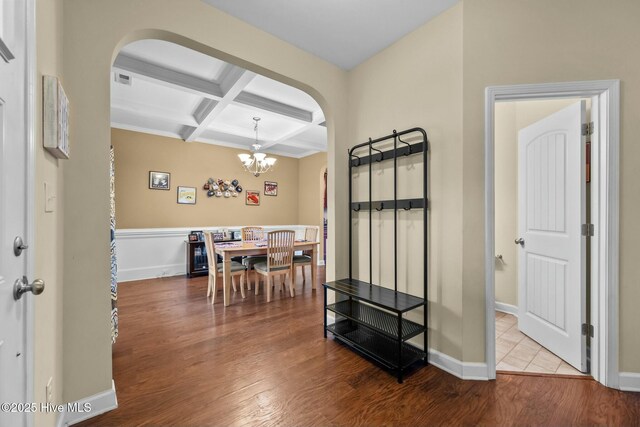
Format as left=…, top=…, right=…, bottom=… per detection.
left=56, top=380, right=117, bottom=427
left=428, top=348, right=489, bottom=380
left=117, top=263, right=185, bottom=282
left=619, top=372, right=640, bottom=392
left=495, top=302, right=518, bottom=316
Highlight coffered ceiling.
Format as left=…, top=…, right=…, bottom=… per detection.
left=111, top=39, right=326, bottom=158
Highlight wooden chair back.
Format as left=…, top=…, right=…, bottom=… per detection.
left=203, top=231, right=218, bottom=272
left=266, top=230, right=295, bottom=270
left=303, top=227, right=318, bottom=257
left=242, top=226, right=264, bottom=242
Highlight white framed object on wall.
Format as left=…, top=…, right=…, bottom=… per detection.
left=43, top=75, right=70, bottom=158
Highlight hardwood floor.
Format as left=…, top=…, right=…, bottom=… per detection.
left=78, top=269, right=640, bottom=427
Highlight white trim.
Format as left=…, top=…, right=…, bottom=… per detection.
left=618, top=372, right=640, bottom=393
left=484, top=80, right=620, bottom=388
left=117, top=263, right=186, bottom=282
left=495, top=302, right=518, bottom=316
left=428, top=349, right=489, bottom=381
left=115, top=225, right=319, bottom=239
left=57, top=380, right=118, bottom=427
left=115, top=226, right=323, bottom=282
left=25, top=0, right=36, bottom=425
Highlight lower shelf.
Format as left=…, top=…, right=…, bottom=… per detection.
left=327, top=320, right=426, bottom=372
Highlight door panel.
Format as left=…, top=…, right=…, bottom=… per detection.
left=0, top=1, right=29, bottom=426
left=518, top=100, right=586, bottom=372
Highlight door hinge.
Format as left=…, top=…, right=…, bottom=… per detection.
left=582, top=122, right=594, bottom=136
left=581, top=223, right=594, bottom=237
left=582, top=323, right=594, bottom=337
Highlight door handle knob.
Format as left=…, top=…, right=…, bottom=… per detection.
left=514, top=238, right=525, bottom=246
left=13, top=276, right=45, bottom=300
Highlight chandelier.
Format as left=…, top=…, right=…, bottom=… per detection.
left=237, top=117, right=277, bottom=177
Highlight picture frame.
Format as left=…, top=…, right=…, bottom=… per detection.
left=177, top=186, right=197, bottom=204
left=264, top=181, right=278, bottom=196
left=149, top=171, right=170, bottom=190
left=246, top=190, right=260, bottom=206
left=212, top=232, right=224, bottom=241
left=43, top=75, right=70, bottom=159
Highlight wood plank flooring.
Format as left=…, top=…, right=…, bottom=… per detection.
left=78, top=269, right=640, bottom=426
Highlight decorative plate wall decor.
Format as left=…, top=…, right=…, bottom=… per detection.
left=203, top=178, right=243, bottom=199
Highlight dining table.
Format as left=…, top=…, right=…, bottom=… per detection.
left=214, top=239, right=320, bottom=306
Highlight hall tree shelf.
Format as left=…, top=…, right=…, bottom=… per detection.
left=324, top=127, right=428, bottom=383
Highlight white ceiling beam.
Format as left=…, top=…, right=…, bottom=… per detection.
left=232, top=92, right=313, bottom=123
left=196, top=129, right=258, bottom=147
left=182, top=65, right=256, bottom=142
left=111, top=102, right=198, bottom=127
left=260, top=110, right=325, bottom=150
left=113, top=53, right=224, bottom=99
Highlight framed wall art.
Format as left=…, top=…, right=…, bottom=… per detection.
left=177, top=186, right=196, bottom=204
left=264, top=181, right=278, bottom=196
left=149, top=171, right=170, bottom=190
left=43, top=75, right=70, bottom=159
left=246, top=190, right=260, bottom=206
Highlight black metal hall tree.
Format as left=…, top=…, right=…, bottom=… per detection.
left=323, top=127, right=428, bottom=383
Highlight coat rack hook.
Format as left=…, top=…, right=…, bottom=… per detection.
left=398, top=135, right=412, bottom=155
left=403, top=201, right=412, bottom=211
left=375, top=202, right=384, bottom=211
left=371, top=146, right=383, bottom=162
left=353, top=203, right=361, bottom=212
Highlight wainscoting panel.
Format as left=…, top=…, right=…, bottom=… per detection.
left=115, top=226, right=320, bottom=282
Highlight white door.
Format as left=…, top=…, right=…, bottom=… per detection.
left=517, top=100, right=587, bottom=372
left=1, top=1, right=35, bottom=426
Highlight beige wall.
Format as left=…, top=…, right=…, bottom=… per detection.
left=62, top=0, right=348, bottom=402
left=348, top=4, right=463, bottom=358
left=495, top=99, right=582, bottom=307
left=462, top=0, right=640, bottom=369
left=297, top=152, right=327, bottom=260
left=112, top=128, right=303, bottom=228
left=49, top=0, right=640, bottom=407
left=35, top=0, right=65, bottom=425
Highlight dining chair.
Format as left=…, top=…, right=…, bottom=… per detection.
left=292, top=227, right=318, bottom=285
left=253, top=230, right=295, bottom=302
left=241, top=226, right=267, bottom=290
left=204, top=231, right=247, bottom=304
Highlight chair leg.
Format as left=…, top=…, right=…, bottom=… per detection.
left=246, top=270, right=252, bottom=291
left=207, top=274, right=213, bottom=297
left=302, top=265, right=307, bottom=285
left=267, top=276, right=273, bottom=302
left=211, top=274, right=217, bottom=305
left=288, top=272, right=295, bottom=298
left=239, top=274, right=246, bottom=298
left=232, top=276, right=237, bottom=292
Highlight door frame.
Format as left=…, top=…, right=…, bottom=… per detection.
left=25, top=0, right=36, bottom=425
left=484, top=80, right=620, bottom=388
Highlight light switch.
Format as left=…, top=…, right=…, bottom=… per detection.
left=44, top=182, right=55, bottom=212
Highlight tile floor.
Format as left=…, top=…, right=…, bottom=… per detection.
left=495, top=311, right=587, bottom=376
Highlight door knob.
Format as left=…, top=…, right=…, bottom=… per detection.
left=13, top=276, right=45, bottom=300
left=514, top=238, right=525, bottom=246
